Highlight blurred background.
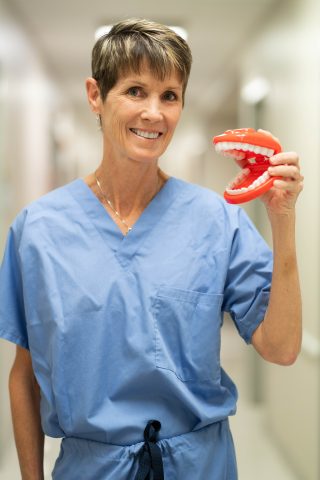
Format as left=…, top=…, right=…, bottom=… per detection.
left=0, top=0, right=319, bottom=478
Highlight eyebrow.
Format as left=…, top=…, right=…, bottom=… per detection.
left=124, top=78, right=182, bottom=91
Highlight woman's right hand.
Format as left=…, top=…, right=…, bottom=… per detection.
left=9, top=346, right=45, bottom=480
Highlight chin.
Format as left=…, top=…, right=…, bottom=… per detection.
left=128, top=148, right=164, bottom=164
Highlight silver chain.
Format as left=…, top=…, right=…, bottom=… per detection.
left=94, top=170, right=132, bottom=234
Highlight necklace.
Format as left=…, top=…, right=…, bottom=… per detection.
left=94, top=169, right=162, bottom=235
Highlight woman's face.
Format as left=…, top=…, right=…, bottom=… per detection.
left=98, top=66, right=183, bottom=165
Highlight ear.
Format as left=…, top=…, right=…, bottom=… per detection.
left=85, top=77, right=102, bottom=113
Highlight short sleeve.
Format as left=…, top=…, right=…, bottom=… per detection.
left=0, top=220, right=29, bottom=349
left=222, top=207, right=273, bottom=344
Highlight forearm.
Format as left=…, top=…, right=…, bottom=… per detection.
left=254, top=211, right=302, bottom=364
left=9, top=367, right=44, bottom=480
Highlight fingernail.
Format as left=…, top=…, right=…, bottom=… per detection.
left=269, top=157, right=277, bottom=164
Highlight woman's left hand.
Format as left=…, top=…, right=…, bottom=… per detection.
left=258, top=129, right=304, bottom=216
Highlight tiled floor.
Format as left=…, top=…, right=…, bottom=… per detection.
left=0, top=320, right=299, bottom=479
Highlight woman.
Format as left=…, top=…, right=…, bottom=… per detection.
left=0, top=18, right=303, bottom=480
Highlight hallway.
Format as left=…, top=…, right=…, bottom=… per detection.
left=0, top=0, right=319, bottom=478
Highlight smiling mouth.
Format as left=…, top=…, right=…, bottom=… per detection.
left=130, top=128, right=163, bottom=139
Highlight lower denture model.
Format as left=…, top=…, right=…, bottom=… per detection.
left=213, top=128, right=282, bottom=204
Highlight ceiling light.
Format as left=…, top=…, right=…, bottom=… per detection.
left=241, top=77, right=270, bottom=105
left=94, top=25, right=112, bottom=41
left=94, top=25, right=188, bottom=42
left=168, top=26, right=188, bottom=41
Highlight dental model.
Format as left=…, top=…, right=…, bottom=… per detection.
left=213, top=128, right=282, bottom=204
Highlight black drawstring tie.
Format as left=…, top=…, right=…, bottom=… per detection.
left=134, top=420, right=164, bottom=480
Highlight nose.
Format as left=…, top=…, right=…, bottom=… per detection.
left=140, top=97, right=163, bottom=122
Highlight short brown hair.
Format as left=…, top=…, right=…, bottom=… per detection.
left=91, top=18, right=192, bottom=104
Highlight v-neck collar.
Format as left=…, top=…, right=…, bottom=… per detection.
left=67, top=176, right=182, bottom=269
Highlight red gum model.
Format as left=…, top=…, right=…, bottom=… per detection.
left=213, top=128, right=282, bottom=204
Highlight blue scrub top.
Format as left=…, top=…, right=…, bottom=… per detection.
left=0, top=177, right=272, bottom=477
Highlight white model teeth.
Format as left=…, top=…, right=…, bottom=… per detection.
left=227, top=168, right=250, bottom=189
left=226, top=171, right=271, bottom=195
left=215, top=141, right=274, bottom=158
left=222, top=150, right=246, bottom=160
left=131, top=128, right=160, bottom=139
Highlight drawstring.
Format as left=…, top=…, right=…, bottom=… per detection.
left=134, top=420, right=164, bottom=480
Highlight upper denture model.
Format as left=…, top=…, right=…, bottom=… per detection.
left=213, top=128, right=282, bottom=204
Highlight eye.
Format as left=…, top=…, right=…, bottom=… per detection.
left=163, top=91, right=178, bottom=101
left=127, top=86, right=143, bottom=97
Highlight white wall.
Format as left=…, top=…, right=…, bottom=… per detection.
left=238, top=0, right=320, bottom=478
left=0, top=0, right=73, bottom=470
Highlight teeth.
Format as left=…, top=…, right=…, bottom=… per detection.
left=131, top=128, right=160, bottom=139
left=228, top=168, right=250, bottom=188
left=215, top=141, right=274, bottom=158
left=216, top=140, right=275, bottom=196
left=253, top=146, right=264, bottom=155
left=222, top=151, right=234, bottom=158
left=226, top=171, right=270, bottom=195
left=233, top=151, right=246, bottom=160
left=221, top=150, right=246, bottom=161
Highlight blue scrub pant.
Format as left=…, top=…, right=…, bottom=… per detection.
left=52, top=419, right=238, bottom=479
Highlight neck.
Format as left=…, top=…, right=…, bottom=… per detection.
left=94, top=161, right=168, bottom=218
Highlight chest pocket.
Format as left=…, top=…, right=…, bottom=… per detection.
left=152, top=286, right=223, bottom=382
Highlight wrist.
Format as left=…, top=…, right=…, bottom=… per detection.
left=22, top=473, right=44, bottom=480
left=267, top=208, right=296, bottom=229
left=268, top=210, right=297, bottom=255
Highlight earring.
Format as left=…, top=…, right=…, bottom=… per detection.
left=95, top=114, right=102, bottom=131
